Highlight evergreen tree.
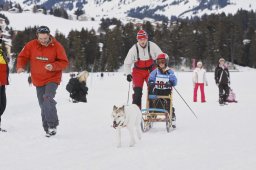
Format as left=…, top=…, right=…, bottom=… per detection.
left=104, top=26, right=123, bottom=71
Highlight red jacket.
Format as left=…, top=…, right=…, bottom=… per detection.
left=0, top=49, right=9, bottom=85
left=17, top=37, right=69, bottom=86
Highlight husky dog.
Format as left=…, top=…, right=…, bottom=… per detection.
left=112, top=104, right=142, bottom=147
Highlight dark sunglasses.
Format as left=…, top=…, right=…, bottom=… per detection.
left=37, top=27, right=50, bottom=34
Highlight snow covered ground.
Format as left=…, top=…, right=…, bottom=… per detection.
left=0, top=11, right=100, bottom=36
left=1, top=70, right=256, bottom=170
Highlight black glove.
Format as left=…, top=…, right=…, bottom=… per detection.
left=148, top=80, right=155, bottom=88
left=28, top=76, right=32, bottom=85
left=165, top=82, right=172, bottom=88
left=127, top=74, right=132, bottom=82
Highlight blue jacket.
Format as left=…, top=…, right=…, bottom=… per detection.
left=148, top=68, right=177, bottom=88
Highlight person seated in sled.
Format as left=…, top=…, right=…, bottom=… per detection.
left=148, top=53, right=177, bottom=95
left=148, top=53, right=177, bottom=127
left=66, top=71, right=89, bottom=103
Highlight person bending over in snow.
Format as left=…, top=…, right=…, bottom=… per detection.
left=66, top=71, right=89, bottom=103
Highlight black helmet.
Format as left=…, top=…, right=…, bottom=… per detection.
left=36, top=26, right=50, bottom=34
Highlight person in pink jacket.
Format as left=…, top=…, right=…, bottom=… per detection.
left=192, top=61, right=208, bottom=102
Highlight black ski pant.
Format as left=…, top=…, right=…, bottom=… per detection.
left=218, top=83, right=229, bottom=103
left=132, top=87, right=142, bottom=109
left=0, top=86, right=6, bottom=123
left=36, top=83, right=59, bottom=132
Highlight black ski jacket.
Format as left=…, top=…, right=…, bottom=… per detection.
left=215, top=65, right=230, bottom=84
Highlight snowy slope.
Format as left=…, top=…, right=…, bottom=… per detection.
left=0, top=70, right=256, bottom=170
left=2, top=0, right=256, bottom=35
left=0, top=11, right=100, bottom=36
left=6, top=0, right=256, bottom=19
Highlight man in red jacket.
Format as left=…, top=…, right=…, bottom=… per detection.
left=17, top=26, right=69, bottom=137
left=0, top=44, right=9, bottom=132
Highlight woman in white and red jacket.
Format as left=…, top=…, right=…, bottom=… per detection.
left=192, top=61, right=208, bottom=102
left=0, top=47, right=9, bottom=132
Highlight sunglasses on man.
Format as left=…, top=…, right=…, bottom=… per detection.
left=37, top=26, right=50, bottom=34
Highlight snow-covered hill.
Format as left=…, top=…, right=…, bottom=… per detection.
left=0, top=70, right=256, bottom=170
left=1, top=0, right=256, bottom=36
left=0, top=11, right=100, bottom=36
left=5, top=0, right=256, bottom=20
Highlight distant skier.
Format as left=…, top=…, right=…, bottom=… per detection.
left=124, top=29, right=163, bottom=108
left=215, top=58, right=230, bottom=105
left=192, top=61, right=208, bottom=103
left=100, top=72, right=104, bottom=79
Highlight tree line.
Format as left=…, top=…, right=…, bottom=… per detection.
left=9, top=9, right=256, bottom=72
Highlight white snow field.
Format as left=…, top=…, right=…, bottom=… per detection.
left=0, top=70, right=256, bottom=170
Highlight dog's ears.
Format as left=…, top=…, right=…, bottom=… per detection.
left=120, top=105, right=125, bottom=111
left=113, top=105, right=118, bottom=110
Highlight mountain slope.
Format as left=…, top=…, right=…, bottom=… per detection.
left=5, top=0, right=256, bottom=20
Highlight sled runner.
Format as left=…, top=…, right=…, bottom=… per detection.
left=141, top=92, right=174, bottom=133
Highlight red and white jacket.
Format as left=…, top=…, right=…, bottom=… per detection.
left=124, top=41, right=162, bottom=75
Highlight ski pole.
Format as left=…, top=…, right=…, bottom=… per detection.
left=173, top=87, right=198, bottom=119
left=127, top=82, right=131, bottom=105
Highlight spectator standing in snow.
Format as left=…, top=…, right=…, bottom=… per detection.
left=215, top=58, right=230, bottom=105
left=0, top=44, right=9, bottom=132
left=124, top=29, right=163, bottom=108
left=16, top=26, right=69, bottom=137
left=192, top=61, right=208, bottom=102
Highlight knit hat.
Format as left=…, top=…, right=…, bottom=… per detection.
left=197, top=61, right=202, bottom=66
left=36, top=26, right=50, bottom=34
left=219, top=58, right=225, bottom=62
left=137, top=30, right=148, bottom=40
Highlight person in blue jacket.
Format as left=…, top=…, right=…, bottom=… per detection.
left=148, top=53, right=177, bottom=94
left=148, top=53, right=177, bottom=128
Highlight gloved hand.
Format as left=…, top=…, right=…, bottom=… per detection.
left=28, top=76, right=32, bottom=85
left=126, top=74, right=132, bottom=82
left=148, top=80, right=155, bottom=88
left=165, top=82, right=172, bottom=88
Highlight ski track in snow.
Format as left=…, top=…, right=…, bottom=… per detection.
left=0, top=71, right=256, bottom=170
